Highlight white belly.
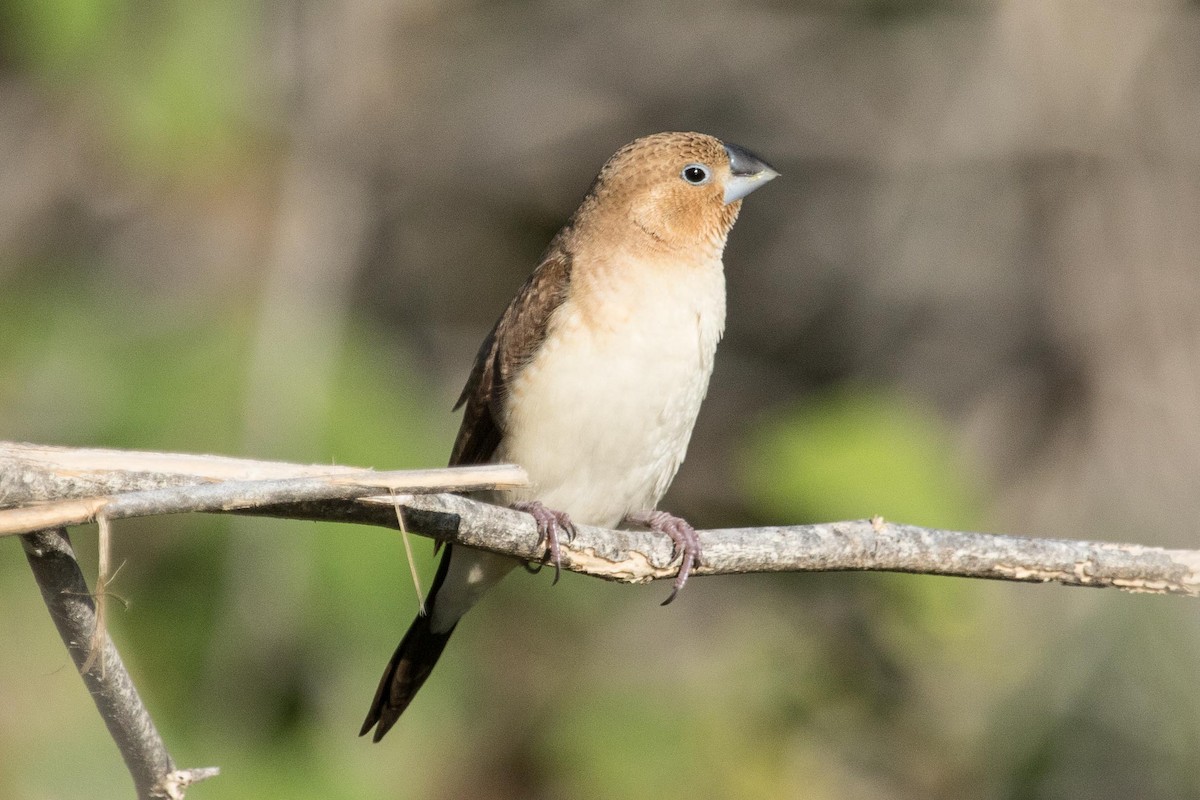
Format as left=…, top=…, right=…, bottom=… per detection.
left=495, top=258, right=726, bottom=528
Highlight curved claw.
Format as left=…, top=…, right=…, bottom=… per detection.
left=512, top=501, right=575, bottom=585
left=625, top=510, right=702, bottom=604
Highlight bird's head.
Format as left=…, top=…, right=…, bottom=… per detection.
left=583, top=131, right=779, bottom=257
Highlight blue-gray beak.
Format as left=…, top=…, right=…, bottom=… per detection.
left=723, top=143, right=780, bottom=204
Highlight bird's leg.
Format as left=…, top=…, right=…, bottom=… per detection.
left=623, top=510, right=702, bottom=605
left=512, top=500, right=576, bottom=585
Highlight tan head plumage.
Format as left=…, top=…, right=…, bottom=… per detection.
left=570, top=132, right=778, bottom=259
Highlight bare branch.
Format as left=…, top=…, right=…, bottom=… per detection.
left=0, top=440, right=526, bottom=535
left=4, top=441, right=1200, bottom=597
left=21, top=528, right=220, bottom=799
left=384, top=493, right=1200, bottom=597
left=0, top=440, right=525, bottom=500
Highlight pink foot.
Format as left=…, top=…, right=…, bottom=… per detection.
left=623, top=510, right=702, bottom=605
left=512, top=501, right=576, bottom=584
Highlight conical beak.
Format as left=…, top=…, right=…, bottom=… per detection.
left=723, top=143, right=780, bottom=205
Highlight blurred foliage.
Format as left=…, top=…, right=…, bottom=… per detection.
left=0, top=259, right=452, bottom=800
left=0, top=267, right=248, bottom=449
left=742, top=388, right=981, bottom=530
left=2, top=0, right=260, bottom=178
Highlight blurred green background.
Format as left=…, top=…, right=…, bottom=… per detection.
left=4, top=0, right=1200, bottom=798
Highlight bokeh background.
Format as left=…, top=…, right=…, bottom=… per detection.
left=3, top=0, right=1200, bottom=797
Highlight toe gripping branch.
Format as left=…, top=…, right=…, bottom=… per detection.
left=512, top=500, right=576, bottom=584
left=513, top=503, right=702, bottom=603
left=624, top=510, right=703, bottom=605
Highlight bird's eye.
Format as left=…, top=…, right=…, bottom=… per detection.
left=681, top=164, right=711, bottom=185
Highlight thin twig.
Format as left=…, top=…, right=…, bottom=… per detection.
left=21, top=528, right=220, bottom=799
left=0, top=459, right=526, bottom=536
left=158, top=768, right=222, bottom=800
left=0, top=440, right=525, bottom=503
left=80, top=514, right=111, bottom=674
left=392, top=489, right=426, bottom=615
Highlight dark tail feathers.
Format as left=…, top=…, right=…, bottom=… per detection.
left=361, top=546, right=457, bottom=742
left=360, top=610, right=457, bottom=742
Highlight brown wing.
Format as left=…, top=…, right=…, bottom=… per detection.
left=449, top=246, right=573, bottom=466
left=363, top=249, right=572, bottom=739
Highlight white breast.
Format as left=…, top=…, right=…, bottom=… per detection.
left=495, top=256, right=726, bottom=528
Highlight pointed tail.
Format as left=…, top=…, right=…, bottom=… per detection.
left=361, top=543, right=518, bottom=740
left=359, top=608, right=456, bottom=741
left=360, top=547, right=456, bottom=742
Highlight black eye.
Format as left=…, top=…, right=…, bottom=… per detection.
left=681, top=164, right=710, bottom=185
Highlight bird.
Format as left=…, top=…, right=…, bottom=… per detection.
left=361, top=131, right=778, bottom=741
